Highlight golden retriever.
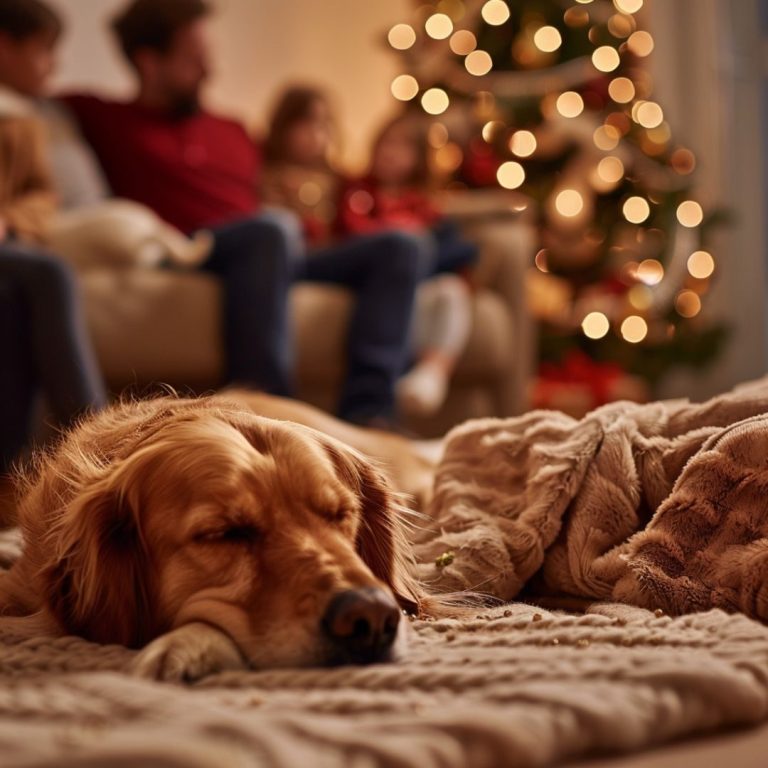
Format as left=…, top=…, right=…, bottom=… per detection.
left=0, top=394, right=435, bottom=681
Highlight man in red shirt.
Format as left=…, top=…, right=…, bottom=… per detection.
left=64, top=0, right=434, bottom=425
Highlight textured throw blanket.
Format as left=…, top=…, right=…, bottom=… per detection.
left=2, top=584, right=768, bottom=767
left=5, top=379, right=768, bottom=766
left=416, top=377, right=768, bottom=622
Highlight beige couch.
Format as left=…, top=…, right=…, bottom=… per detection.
left=78, top=194, right=536, bottom=437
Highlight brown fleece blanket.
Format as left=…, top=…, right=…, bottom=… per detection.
left=415, top=377, right=768, bottom=622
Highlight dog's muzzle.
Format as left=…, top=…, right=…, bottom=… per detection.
left=321, top=587, right=401, bottom=665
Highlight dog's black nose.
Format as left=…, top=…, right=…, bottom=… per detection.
left=321, top=587, right=401, bottom=665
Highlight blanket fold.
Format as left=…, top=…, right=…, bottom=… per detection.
left=416, top=377, right=768, bottom=623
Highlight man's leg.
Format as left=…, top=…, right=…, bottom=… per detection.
left=201, top=211, right=304, bottom=396
left=0, top=282, right=36, bottom=471
left=0, top=244, right=107, bottom=469
left=302, top=231, right=434, bottom=424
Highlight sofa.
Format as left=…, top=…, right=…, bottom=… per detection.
left=77, top=191, right=536, bottom=437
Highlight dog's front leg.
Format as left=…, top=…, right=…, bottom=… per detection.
left=131, top=622, right=245, bottom=682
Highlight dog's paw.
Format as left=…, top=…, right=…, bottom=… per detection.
left=131, top=622, right=245, bottom=682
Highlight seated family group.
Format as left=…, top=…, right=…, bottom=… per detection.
left=0, top=0, right=479, bottom=474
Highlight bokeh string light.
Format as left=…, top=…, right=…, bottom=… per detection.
left=388, top=24, right=416, bottom=50
left=425, top=13, right=453, bottom=40
left=385, top=0, right=720, bottom=383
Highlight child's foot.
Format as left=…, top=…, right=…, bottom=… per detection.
left=397, top=362, right=451, bottom=417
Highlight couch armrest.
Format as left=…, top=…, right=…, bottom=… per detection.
left=440, top=191, right=538, bottom=416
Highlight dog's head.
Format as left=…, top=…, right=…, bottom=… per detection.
left=33, top=401, right=421, bottom=667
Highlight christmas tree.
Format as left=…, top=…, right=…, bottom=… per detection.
left=387, top=0, right=726, bottom=412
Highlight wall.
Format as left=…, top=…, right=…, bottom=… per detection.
left=47, top=0, right=411, bottom=170
left=647, top=0, right=768, bottom=398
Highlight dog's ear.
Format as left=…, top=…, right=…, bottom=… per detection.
left=43, top=486, right=156, bottom=648
left=324, top=441, right=422, bottom=614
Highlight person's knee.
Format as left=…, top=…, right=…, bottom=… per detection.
left=257, top=207, right=304, bottom=246
left=426, top=273, right=470, bottom=303
left=374, top=231, right=435, bottom=281
left=25, top=251, right=79, bottom=304
left=235, top=213, right=305, bottom=276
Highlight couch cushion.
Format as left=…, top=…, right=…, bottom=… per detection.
left=82, top=268, right=223, bottom=390
left=82, top=269, right=512, bottom=393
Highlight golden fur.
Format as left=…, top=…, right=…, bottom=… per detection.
left=0, top=395, right=431, bottom=680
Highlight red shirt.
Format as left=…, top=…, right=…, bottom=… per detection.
left=62, top=94, right=260, bottom=233
left=337, top=176, right=440, bottom=237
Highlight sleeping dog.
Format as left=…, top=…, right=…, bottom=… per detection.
left=0, top=394, right=438, bottom=681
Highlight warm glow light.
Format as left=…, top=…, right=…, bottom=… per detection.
left=564, top=7, right=590, bottom=26
left=592, top=46, right=621, bottom=72
left=481, top=0, right=510, bottom=26
left=450, top=29, right=477, bottom=55
left=298, top=181, right=323, bottom=206
left=348, top=189, right=374, bottom=215
left=614, top=0, right=643, bottom=13
left=688, top=250, right=715, bottom=279
left=647, top=122, right=671, bottom=145
left=607, top=13, right=635, bottom=37
left=421, top=88, right=450, bottom=115
left=497, top=161, right=526, bottom=189
left=676, top=290, right=702, bottom=318
left=535, top=249, right=549, bottom=272
left=627, top=30, right=654, bottom=57
left=425, top=13, right=453, bottom=39
left=621, top=315, right=648, bottom=343
left=575, top=0, right=594, bottom=4
left=388, top=24, right=416, bottom=50
left=582, top=312, right=610, bottom=339
left=534, top=25, right=563, bottom=52
left=677, top=200, right=704, bottom=228
left=636, top=259, right=664, bottom=286
left=482, top=120, right=503, bottom=142
left=593, top=124, right=621, bottom=150
left=608, top=77, right=635, bottom=103
left=556, top=189, right=584, bottom=217
left=510, top=129, right=537, bottom=157
left=671, top=147, right=696, bottom=174
left=391, top=74, right=419, bottom=101
left=597, top=156, right=625, bottom=183
left=434, top=142, right=463, bottom=173
left=623, top=196, right=650, bottom=223
left=556, top=91, right=584, bottom=118
left=428, top=122, right=449, bottom=148
left=606, top=111, right=631, bottom=134
left=635, top=101, right=664, bottom=128
left=628, top=285, right=653, bottom=310
left=465, top=49, right=493, bottom=75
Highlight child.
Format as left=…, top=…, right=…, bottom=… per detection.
left=0, top=0, right=210, bottom=268
left=338, top=112, right=478, bottom=417
left=260, top=85, right=340, bottom=247
left=260, top=85, right=436, bottom=428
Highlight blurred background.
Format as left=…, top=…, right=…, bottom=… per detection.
left=45, top=0, right=768, bottom=424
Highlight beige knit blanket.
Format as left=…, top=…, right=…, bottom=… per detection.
left=416, top=377, right=768, bottom=623
left=2, top=582, right=768, bottom=767
left=5, top=379, right=768, bottom=765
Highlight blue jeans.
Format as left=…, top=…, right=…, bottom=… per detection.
left=304, top=231, right=434, bottom=422
left=430, top=219, right=478, bottom=276
left=204, top=215, right=433, bottom=422
left=202, top=211, right=301, bottom=396
left=0, top=243, right=107, bottom=471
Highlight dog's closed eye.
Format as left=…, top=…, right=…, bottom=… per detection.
left=193, top=525, right=263, bottom=545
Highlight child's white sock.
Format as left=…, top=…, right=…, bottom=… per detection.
left=397, top=359, right=452, bottom=416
